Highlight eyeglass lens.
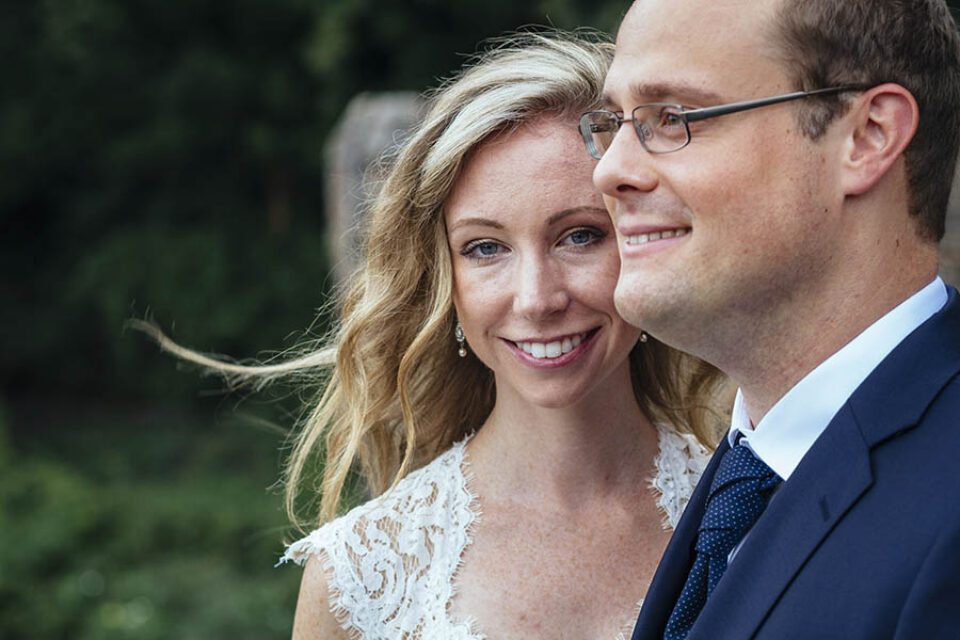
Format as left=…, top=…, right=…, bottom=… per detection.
left=579, top=105, right=691, bottom=158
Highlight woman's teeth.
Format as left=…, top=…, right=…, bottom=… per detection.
left=516, top=332, right=586, bottom=359
left=627, top=227, right=689, bottom=245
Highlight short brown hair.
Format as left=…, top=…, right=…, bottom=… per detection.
left=774, top=0, right=960, bottom=241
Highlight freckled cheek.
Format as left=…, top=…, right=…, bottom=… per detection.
left=569, top=260, right=621, bottom=309
left=452, top=270, right=514, bottom=341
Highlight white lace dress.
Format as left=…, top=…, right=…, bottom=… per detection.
left=279, top=427, right=711, bottom=640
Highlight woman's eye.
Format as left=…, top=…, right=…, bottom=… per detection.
left=462, top=241, right=502, bottom=258
left=563, top=228, right=604, bottom=246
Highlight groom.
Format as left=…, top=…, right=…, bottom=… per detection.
left=587, top=0, right=960, bottom=638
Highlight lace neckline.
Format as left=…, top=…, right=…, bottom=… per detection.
left=280, top=425, right=711, bottom=640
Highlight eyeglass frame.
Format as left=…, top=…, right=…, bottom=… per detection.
left=579, top=85, right=871, bottom=159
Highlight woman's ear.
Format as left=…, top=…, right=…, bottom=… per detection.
left=841, top=83, right=919, bottom=196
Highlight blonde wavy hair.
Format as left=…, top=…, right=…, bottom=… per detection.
left=135, top=30, right=727, bottom=529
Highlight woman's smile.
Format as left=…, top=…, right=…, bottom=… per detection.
left=503, top=327, right=600, bottom=367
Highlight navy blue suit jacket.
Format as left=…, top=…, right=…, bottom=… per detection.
left=633, top=286, right=960, bottom=640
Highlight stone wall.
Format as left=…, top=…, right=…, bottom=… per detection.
left=325, top=92, right=423, bottom=285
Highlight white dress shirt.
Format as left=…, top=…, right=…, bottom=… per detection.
left=725, top=277, right=948, bottom=562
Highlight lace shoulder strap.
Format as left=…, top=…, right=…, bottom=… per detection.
left=279, top=439, right=481, bottom=640
left=651, top=426, right=713, bottom=529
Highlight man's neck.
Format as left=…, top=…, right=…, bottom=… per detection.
left=735, top=266, right=940, bottom=424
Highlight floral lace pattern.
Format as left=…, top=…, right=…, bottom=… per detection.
left=280, top=427, right=712, bottom=640
left=651, top=428, right=712, bottom=530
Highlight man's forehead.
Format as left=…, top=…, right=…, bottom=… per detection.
left=620, top=0, right=777, bottom=28
left=606, top=0, right=785, bottom=105
left=615, top=0, right=780, bottom=56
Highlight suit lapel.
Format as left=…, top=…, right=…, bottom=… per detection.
left=687, top=405, right=872, bottom=639
left=686, top=286, right=960, bottom=638
left=631, top=438, right=730, bottom=640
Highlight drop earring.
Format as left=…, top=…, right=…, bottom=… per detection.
left=455, top=322, right=467, bottom=358
left=639, top=331, right=649, bottom=343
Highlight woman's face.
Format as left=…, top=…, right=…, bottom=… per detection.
left=445, top=118, right=642, bottom=410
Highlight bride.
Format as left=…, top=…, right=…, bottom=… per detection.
left=137, top=31, right=725, bottom=639
left=272, top=32, right=726, bottom=640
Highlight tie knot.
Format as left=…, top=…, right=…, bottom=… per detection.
left=697, top=444, right=781, bottom=555
left=709, top=443, right=780, bottom=498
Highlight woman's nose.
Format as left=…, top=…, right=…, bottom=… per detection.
left=512, top=256, right=570, bottom=319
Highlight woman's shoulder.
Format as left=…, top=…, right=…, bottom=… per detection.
left=279, top=438, right=474, bottom=566
left=279, top=438, right=480, bottom=639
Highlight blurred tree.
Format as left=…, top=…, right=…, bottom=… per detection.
left=0, top=0, right=629, bottom=404
left=1, top=0, right=330, bottom=401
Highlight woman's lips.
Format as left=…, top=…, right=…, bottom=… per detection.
left=505, top=328, right=600, bottom=367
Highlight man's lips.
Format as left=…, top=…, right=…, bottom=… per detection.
left=624, top=227, right=690, bottom=246
left=618, top=223, right=692, bottom=246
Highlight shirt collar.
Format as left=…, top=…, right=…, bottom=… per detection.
left=728, top=277, right=948, bottom=480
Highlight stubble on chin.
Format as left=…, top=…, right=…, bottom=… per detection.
left=613, top=272, right=660, bottom=331
left=613, top=268, right=707, bottom=352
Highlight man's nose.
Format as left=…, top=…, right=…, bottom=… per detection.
left=513, top=256, right=570, bottom=320
left=592, top=123, right=660, bottom=201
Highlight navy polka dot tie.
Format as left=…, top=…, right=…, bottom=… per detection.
left=663, top=443, right=782, bottom=640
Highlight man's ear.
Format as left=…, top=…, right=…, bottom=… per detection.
left=841, top=83, right=919, bottom=196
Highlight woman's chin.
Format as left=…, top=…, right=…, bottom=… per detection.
left=514, top=384, right=592, bottom=411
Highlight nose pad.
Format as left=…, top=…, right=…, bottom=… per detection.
left=637, top=121, right=654, bottom=142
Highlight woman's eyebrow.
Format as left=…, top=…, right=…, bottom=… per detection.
left=448, top=207, right=606, bottom=233
left=447, top=217, right=505, bottom=232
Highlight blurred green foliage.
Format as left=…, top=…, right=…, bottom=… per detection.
left=0, top=400, right=300, bottom=639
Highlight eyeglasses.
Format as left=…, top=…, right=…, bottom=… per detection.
left=578, top=86, right=869, bottom=158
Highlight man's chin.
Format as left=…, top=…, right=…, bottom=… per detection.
left=614, top=277, right=661, bottom=330
left=615, top=274, right=692, bottom=334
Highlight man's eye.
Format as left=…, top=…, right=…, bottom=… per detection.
left=660, top=110, right=685, bottom=128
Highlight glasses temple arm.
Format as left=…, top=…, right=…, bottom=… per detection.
left=683, top=86, right=869, bottom=123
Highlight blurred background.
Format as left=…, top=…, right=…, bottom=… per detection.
left=3, top=1, right=960, bottom=638
left=0, top=1, right=632, bottom=638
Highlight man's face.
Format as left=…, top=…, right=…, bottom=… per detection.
left=595, top=0, right=847, bottom=351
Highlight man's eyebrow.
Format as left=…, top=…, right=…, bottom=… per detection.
left=603, top=82, right=725, bottom=109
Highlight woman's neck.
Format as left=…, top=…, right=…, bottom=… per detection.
left=467, top=366, right=660, bottom=514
